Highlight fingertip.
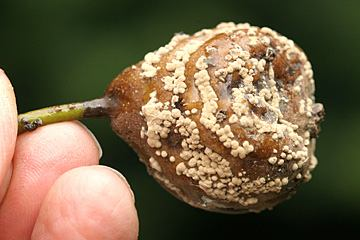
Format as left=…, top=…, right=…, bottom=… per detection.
left=0, top=68, right=17, bottom=202
left=76, top=121, right=103, bottom=159
left=16, top=121, right=102, bottom=166
left=0, top=68, right=15, bottom=96
left=0, top=122, right=102, bottom=239
left=32, top=166, right=138, bottom=240
left=0, top=68, right=7, bottom=77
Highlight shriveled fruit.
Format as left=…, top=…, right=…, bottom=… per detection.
left=18, top=22, right=324, bottom=213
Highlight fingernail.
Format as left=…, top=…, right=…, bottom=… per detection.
left=76, top=121, right=103, bottom=159
left=100, top=166, right=135, bottom=203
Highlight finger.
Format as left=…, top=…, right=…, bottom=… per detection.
left=0, top=122, right=102, bottom=240
left=0, top=69, right=17, bottom=202
left=31, top=166, right=138, bottom=240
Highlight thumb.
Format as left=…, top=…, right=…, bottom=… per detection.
left=0, top=69, right=17, bottom=202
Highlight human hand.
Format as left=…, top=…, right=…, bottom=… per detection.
left=0, top=69, right=138, bottom=240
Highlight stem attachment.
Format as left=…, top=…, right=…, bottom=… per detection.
left=18, top=97, right=114, bottom=134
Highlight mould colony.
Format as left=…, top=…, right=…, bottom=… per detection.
left=111, top=22, right=324, bottom=213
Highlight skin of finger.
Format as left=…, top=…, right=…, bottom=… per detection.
left=31, top=166, right=139, bottom=240
left=0, top=69, right=17, bottom=203
left=0, top=122, right=101, bottom=240
left=0, top=163, right=13, bottom=202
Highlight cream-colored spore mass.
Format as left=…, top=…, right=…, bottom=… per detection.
left=107, top=22, right=324, bottom=213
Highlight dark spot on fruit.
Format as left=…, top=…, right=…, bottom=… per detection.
left=265, top=48, right=276, bottom=62
left=175, top=97, right=185, bottom=112
left=167, top=131, right=182, bottom=147
left=216, top=110, right=227, bottom=122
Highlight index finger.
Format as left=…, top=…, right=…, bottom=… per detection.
left=0, top=69, right=17, bottom=201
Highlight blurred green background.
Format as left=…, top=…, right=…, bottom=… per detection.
left=1, top=0, right=359, bottom=238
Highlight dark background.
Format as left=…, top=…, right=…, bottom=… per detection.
left=1, top=0, right=359, bottom=238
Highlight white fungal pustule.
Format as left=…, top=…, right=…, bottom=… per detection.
left=149, top=157, right=162, bottom=172
left=194, top=56, right=219, bottom=130
left=141, top=34, right=189, bottom=78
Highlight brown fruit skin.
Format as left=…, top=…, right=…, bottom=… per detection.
left=105, top=23, right=324, bottom=213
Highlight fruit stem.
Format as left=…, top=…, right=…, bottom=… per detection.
left=17, top=97, right=114, bottom=134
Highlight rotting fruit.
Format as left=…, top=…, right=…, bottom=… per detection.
left=18, top=22, right=324, bottom=213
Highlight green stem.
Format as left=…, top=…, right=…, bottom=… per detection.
left=18, top=97, right=114, bottom=134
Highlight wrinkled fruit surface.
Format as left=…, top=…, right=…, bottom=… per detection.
left=106, top=22, right=324, bottom=213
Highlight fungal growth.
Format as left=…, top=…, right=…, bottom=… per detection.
left=18, top=22, right=324, bottom=213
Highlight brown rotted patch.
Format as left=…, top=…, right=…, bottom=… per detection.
left=250, top=104, right=268, bottom=118
left=224, top=71, right=243, bottom=96
left=254, top=134, right=280, bottom=159
left=250, top=43, right=268, bottom=60
left=272, top=51, right=302, bottom=84
left=166, top=129, right=183, bottom=147
left=241, top=155, right=271, bottom=180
